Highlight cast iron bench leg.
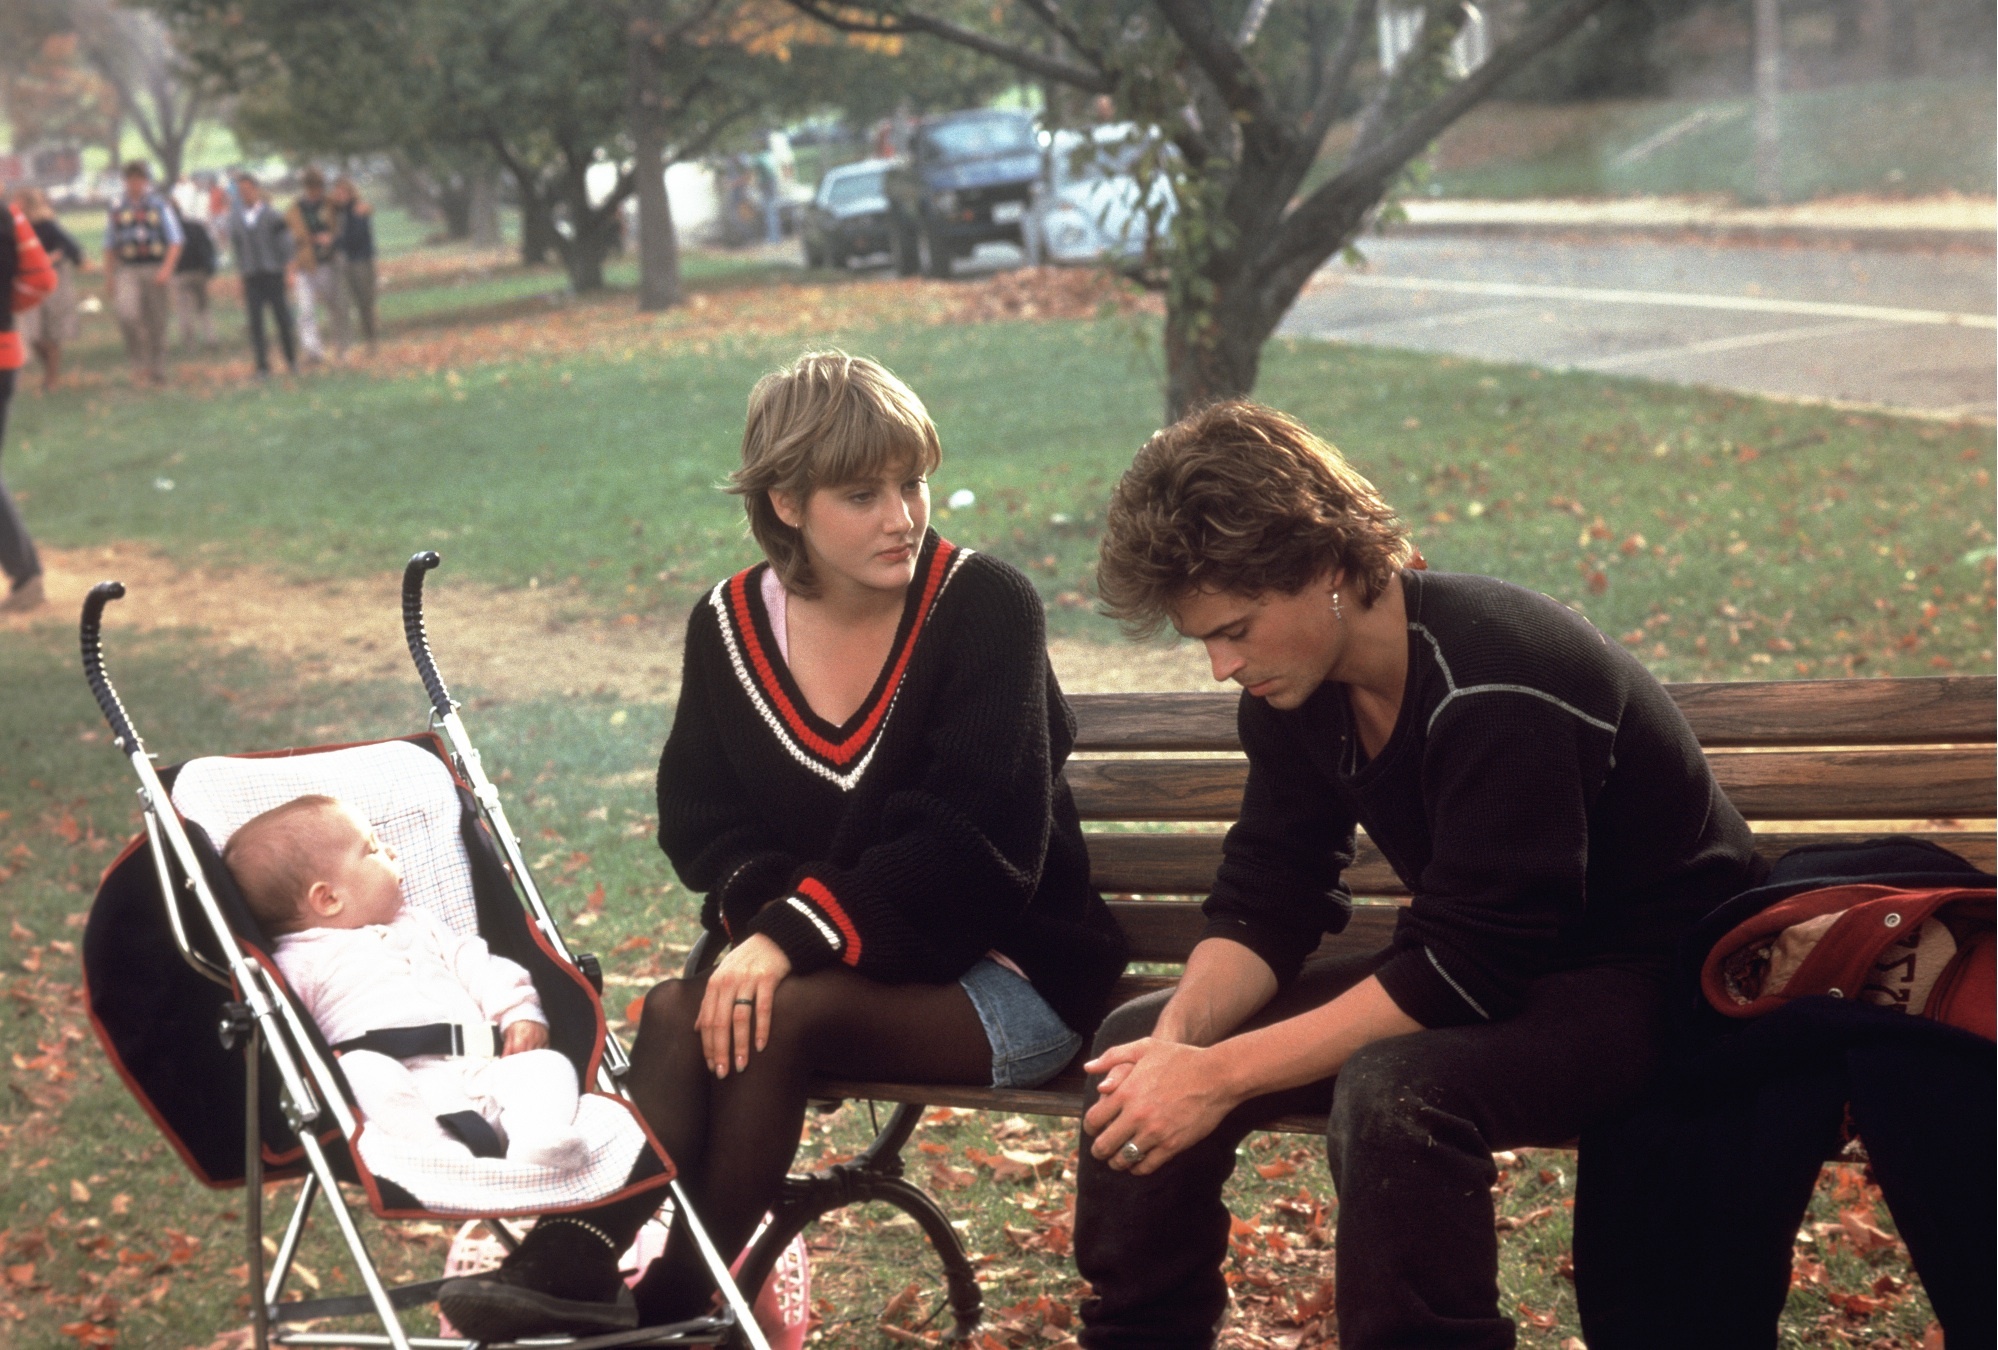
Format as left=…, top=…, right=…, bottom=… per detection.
left=735, top=1101, right=983, bottom=1342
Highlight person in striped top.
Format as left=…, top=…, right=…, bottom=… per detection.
left=1, top=200, right=55, bottom=612
left=439, top=352, right=1126, bottom=1338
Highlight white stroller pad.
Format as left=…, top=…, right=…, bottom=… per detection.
left=171, top=739, right=660, bottom=1215
left=171, top=740, right=481, bottom=938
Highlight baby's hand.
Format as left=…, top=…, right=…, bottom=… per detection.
left=501, top=1020, right=549, bottom=1055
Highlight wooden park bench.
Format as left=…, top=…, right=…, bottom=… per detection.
left=715, top=675, right=1996, bottom=1339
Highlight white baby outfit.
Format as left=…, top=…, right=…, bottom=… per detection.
left=273, top=909, right=588, bottom=1169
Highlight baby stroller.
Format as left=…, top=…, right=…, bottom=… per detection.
left=78, top=553, right=774, bottom=1350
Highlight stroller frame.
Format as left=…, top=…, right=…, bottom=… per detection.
left=78, top=552, right=771, bottom=1350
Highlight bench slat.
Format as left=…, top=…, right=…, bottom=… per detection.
left=1069, top=675, right=1997, bottom=752
left=1086, top=829, right=1998, bottom=897
left=1067, top=747, right=1994, bottom=822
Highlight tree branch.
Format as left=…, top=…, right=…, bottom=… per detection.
left=1341, top=0, right=1611, bottom=190
left=1150, top=0, right=1287, bottom=156
left=1014, top=0, right=1108, bottom=72
left=781, top=0, right=1110, bottom=90
left=1256, top=0, right=1615, bottom=297
left=1297, top=0, right=1379, bottom=155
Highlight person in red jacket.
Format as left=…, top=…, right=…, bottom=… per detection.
left=2, top=201, right=56, bottom=613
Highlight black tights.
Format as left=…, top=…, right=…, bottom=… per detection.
left=562, top=968, right=992, bottom=1324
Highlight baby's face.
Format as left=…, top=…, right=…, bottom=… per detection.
left=316, top=805, right=405, bottom=929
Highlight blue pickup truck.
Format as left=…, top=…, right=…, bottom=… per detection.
left=884, top=109, right=1040, bottom=278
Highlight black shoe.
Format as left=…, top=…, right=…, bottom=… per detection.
left=438, top=1275, right=638, bottom=1339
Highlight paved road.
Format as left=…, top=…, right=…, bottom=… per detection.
left=1279, top=237, right=1996, bottom=419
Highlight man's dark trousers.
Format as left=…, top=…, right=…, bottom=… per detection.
left=1074, top=952, right=1669, bottom=1350
left=242, top=271, right=296, bottom=374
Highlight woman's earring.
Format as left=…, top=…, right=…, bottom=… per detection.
left=1330, top=591, right=1344, bottom=622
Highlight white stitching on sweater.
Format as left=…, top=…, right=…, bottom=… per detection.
left=1425, top=947, right=1491, bottom=1020
left=786, top=895, right=843, bottom=952
left=1409, top=622, right=1619, bottom=737
left=707, top=547, right=972, bottom=793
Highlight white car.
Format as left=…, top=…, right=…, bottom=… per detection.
left=1023, top=125, right=1176, bottom=269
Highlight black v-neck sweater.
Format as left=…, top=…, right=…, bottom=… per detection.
left=656, top=532, right=1127, bottom=1036
left=1205, top=569, right=1761, bottom=1028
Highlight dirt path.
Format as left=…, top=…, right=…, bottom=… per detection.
left=9, top=545, right=1211, bottom=701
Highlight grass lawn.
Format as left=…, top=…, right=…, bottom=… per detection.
left=1, top=250, right=1986, bottom=1348
left=1340, top=78, right=1998, bottom=202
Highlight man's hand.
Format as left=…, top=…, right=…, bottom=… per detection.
left=1081, top=1038, right=1240, bottom=1176
left=697, top=933, right=792, bottom=1078
left=501, top=1020, right=549, bottom=1055
left=152, top=266, right=173, bottom=286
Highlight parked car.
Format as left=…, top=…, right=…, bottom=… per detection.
left=884, top=110, right=1040, bottom=278
left=800, top=158, right=894, bottom=269
left=1024, top=124, right=1176, bottom=271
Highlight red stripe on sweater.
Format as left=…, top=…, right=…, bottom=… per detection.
left=728, top=539, right=957, bottom=768
left=797, top=876, right=862, bottom=967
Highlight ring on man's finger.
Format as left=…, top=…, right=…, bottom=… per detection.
left=733, top=997, right=756, bottom=1007
left=1118, top=1142, right=1145, bottom=1166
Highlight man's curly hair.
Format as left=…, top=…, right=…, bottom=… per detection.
left=1095, top=401, right=1413, bottom=638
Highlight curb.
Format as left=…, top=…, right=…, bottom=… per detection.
left=1377, top=217, right=1995, bottom=253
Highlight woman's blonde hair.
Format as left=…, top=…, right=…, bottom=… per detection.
left=729, top=351, right=942, bottom=596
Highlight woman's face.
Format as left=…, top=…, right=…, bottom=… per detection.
left=774, top=463, right=931, bottom=597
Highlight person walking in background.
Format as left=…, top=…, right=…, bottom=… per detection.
left=104, top=160, right=182, bottom=386
left=328, top=177, right=377, bottom=357
left=227, top=173, right=297, bottom=378
left=2, top=200, right=56, bottom=613
left=286, top=169, right=337, bottom=364
left=173, top=213, right=220, bottom=351
left=11, top=189, right=84, bottom=393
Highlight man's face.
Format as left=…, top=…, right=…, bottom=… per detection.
left=122, top=173, right=148, bottom=201
left=1169, top=574, right=1343, bottom=710
left=238, top=180, right=261, bottom=206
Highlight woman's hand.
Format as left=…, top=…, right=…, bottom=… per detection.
left=1081, top=1038, right=1238, bottom=1176
left=501, top=1020, right=549, bottom=1055
left=697, top=933, right=792, bottom=1078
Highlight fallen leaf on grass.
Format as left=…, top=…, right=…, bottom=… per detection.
left=881, top=1280, right=924, bottom=1323
left=1837, top=1209, right=1898, bottom=1255
left=1255, top=1159, right=1297, bottom=1180
left=58, top=1323, right=117, bottom=1347
left=70, top=1179, right=90, bottom=1203
left=1281, top=1277, right=1335, bottom=1325
left=966, top=1148, right=1061, bottom=1183
left=1516, top=1303, right=1559, bottom=1330
left=1494, top=1205, right=1554, bottom=1233
left=928, top=1162, right=977, bottom=1191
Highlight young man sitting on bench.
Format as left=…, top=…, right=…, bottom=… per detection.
left=1072, top=401, right=1764, bottom=1350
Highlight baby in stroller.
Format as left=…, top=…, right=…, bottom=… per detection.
left=227, top=792, right=591, bottom=1171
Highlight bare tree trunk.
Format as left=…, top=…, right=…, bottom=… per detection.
left=519, top=188, right=558, bottom=265
left=1162, top=289, right=1268, bottom=418
left=469, top=172, right=501, bottom=247
left=438, top=180, right=474, bottom=240
left=1752, top=0, right=1783, bottom=204
left=629, top=13, right=682, bottom=312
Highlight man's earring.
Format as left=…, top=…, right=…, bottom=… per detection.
left=1330, top=591, right=1344, bottom=622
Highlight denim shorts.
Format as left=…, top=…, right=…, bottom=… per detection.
left=958, top=958, right=1084, bottom=1089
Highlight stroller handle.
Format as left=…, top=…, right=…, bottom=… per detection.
left=81, top=581, right=142, bottom=753
left=402, top=551, right=455, bottom=718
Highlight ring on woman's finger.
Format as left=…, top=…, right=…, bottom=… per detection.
left=1118, top=1141, right=1145, bottom=1166
left=733, top=997, right=756, bottom=1007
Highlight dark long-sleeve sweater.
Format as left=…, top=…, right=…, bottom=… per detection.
left=657, top=532, right=1128, bottom=1036
left=1204, top=569, right=1759, bottom=1028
